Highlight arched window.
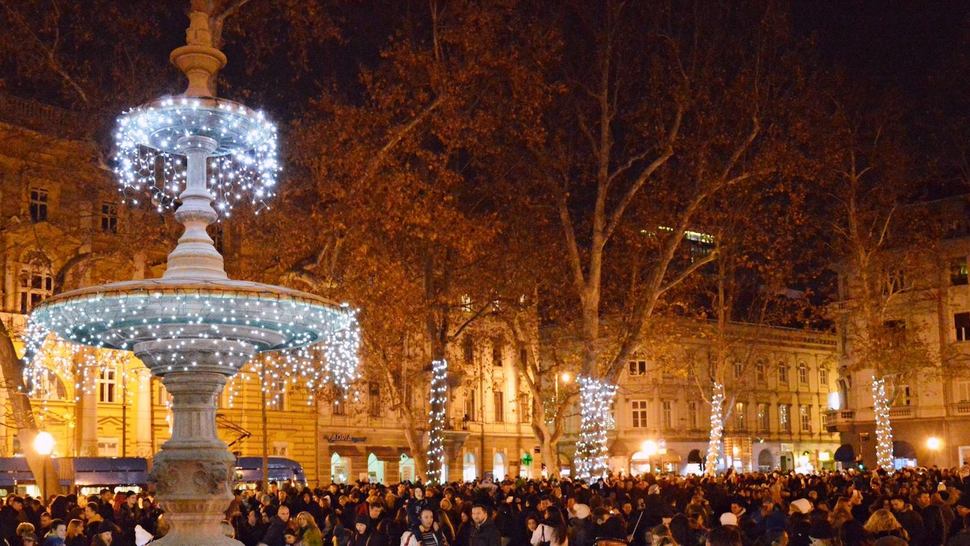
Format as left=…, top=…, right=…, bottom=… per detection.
left=493, top=452, right=506, bottom=481
left=399, top=454, right=416, bottom=483
left=330, top=452, right=349, bottom=484
left=463, top=452, right=477, bottom=482
left=368, top=453, right=385, bottom=484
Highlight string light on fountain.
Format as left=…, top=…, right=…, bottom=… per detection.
left=22, top=290, right=361, bottom=394
left=113, top=96, right=279, bottom=215
left=427, top=359, right=448, bottom=483
left=872, top=377, right=894, bottom=473
left=573, top=375, right=617, bottom=481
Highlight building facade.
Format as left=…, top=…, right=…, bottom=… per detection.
left=828, top=198, right=970, bottom=469
left=556, top=322, right=841, bottom=475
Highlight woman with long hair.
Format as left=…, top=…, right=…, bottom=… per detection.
left=531, top=506, right=568, bottom=546
left=64, top=519, right=86, bottom=546
left=297, top=511, right=325, bottom=546
left=863, top=509, right=908, bottom=542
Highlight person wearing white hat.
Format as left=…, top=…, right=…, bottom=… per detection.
left=719, top=513, right=739, bottom=527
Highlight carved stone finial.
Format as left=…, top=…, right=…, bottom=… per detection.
left=170, top=10, right=227, bottom=97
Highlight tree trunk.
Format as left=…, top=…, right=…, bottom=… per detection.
left=400, top=410, right=427, bottom=480
left=573, top=376, right=616, bottom=480
left=0, top=321, right=59, bottom=497
left=704, top=382, right=725, bottom=476
left=426, top=357, right=448, bottom=483
left=871, top=376, right=894, bottom=472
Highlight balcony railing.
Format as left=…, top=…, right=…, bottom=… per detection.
left=889, top=407, right=912, bottom=418
left=953, top=402, right=970, bottom=415
left=825, top=409, right=855, bottom=430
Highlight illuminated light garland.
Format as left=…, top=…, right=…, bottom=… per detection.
left=426, top=359, right=448, bottom=483
left=872, top=377, right=894, bottom=473
left=573, top=376, right=617, bottom=481
left=704, top=382, right=725, bottom=475
left=113, top=96, right=279, bottom=215
left=22, top=292, right=360, bottom=399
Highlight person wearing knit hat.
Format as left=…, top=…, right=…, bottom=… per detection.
left=790, top=498, right=813, bottom=515
left=719, top=512, right=738, bottom=527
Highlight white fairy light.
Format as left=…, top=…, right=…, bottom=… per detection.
left=872, top=377, right=894, bottom=473
left=22, top=290, right=361, bottom=399
left=426, top=359, right=448, bottom=483
left=704, top=382, right=725, bottom=475
left=573, top=376, right=617, bottom=481
left=113, top=97, right=279, bottom=215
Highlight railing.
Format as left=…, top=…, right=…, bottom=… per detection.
left=888, top=407, right=912, bottom=418
left=0, top=93, right=92, bottom=138
left=953, top=402, right=970, bottom=415
left=825, top=409, right=855, bottom=429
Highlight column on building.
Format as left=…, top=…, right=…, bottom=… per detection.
left=135, top=367, right=153, bottom=457
left=77, top=351, right=98, bottom=456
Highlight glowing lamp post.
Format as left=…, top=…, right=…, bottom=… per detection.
left=927, top=437, right=942, bottom=451
left=33, top=431, right=54, bottom=500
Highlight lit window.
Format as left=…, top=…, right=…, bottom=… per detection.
left=332, top=397, right=346, bottom=416
left=779, top=404, right=791, bottom=432
left=99, top=367, right=117, bottom=403
left=799, top=405, right=812, bottom=432
left=631, top=400, right=648, bottom=428
left=757, top=403, right=770, bottom=432
left=101, top=202, right=118, bottom=233
left=29, top=187, right=48, bottom=222
left=628, top=360, right=647, bottom=376
left=734, top=402, right=746, bottom=431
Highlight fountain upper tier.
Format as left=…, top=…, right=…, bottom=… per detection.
left=28, top=277, right=356, bottom=378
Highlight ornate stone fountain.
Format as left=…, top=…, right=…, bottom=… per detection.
left=24, top=7, right=359, bottom=546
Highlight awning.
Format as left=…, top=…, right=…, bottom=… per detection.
left=0, top=457, right=69, bottom=487
left=69, top=457, right=148, bottom=486
left=834, top=444, right=855, bottom=463
left=893, top=441, right=916, bottom=460
left=234, top=457, right=306, bottom=483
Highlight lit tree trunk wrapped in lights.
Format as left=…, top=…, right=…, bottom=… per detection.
left=426, top=359, right=448, bottom=483
left=704, top=382, right=725, bottom=475
left=871, top=377, right=894, bottom=472
left=573, top=376, right=617, bottom=480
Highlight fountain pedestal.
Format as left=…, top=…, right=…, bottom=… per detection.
left=146, top=373, right=239, bottom=546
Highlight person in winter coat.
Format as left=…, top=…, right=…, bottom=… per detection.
left=352, top=514, right=388, bottom=546
left=260, top=505, right=291, bottom=546
left=297, top=511, right=325, bottom=546
left=567, top=505, right=594, bottom=546
left=401, top=507, right=449, bottom=546
left=469, top=504, right=501, bottom=546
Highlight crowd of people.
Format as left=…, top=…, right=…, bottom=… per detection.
left=4, top=467, right=970, bottom=546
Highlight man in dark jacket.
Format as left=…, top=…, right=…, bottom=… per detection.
left=260, top=504, right=290, bottom=546
left=470, top=504, right=500, bottom=546
left=592, top=507, right=626, bottom=541
left=915, top=490, right=947, bottom=546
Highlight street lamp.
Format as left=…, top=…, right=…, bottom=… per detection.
left=927, top=437, right=942, bottom=451
left=33, top=431, right=55, bottom=501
